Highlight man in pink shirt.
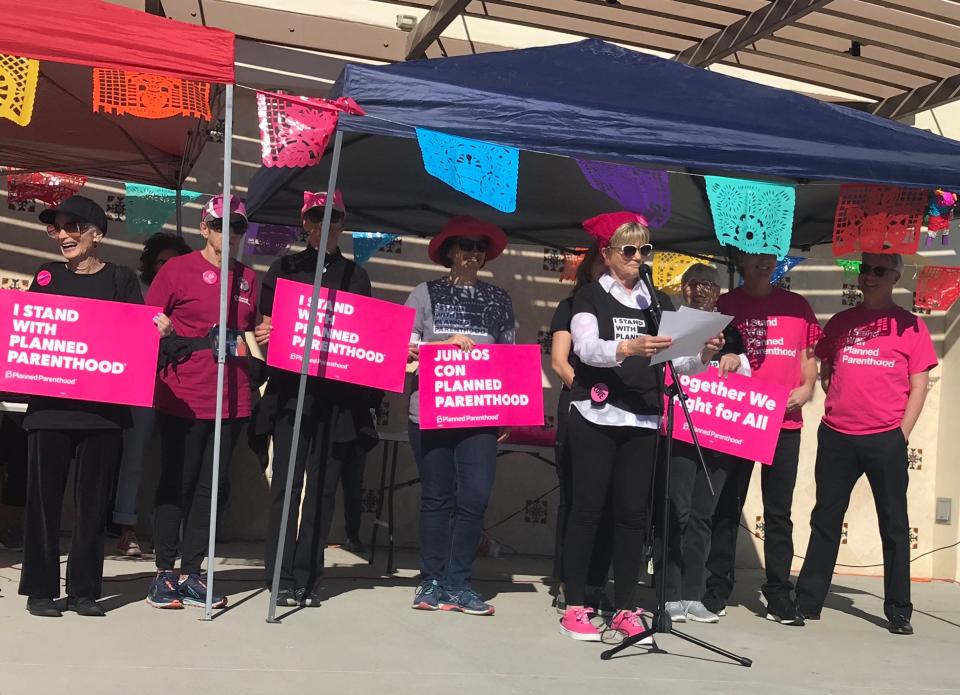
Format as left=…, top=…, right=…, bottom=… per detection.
left=703, top=252, right=822, bottom=625
left=796, top=253, right=936, bottom=636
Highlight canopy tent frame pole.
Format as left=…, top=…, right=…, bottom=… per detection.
left=266, top=128, right=345, bottom=624
left=204, top=82, right=234, bottom=621
left=175, top=188, right=183, bottom=237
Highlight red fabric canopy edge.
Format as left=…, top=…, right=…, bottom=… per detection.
left=0, top=0, right=235, bottom=83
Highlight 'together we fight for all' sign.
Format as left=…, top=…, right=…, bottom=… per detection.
left=667, top=367, right=789, bottom=465
left=0, top=291, right=160, bottom=406
left=267, top=278, right=415, bottom=393
left=418, top=343, right=544, bottom=429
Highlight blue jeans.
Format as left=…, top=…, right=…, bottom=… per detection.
left=408, top=421, right=497, bottom=591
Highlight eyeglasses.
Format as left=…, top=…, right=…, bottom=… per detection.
left=457, top=238, right=489, bottom=253
left=206, top=218, right=248, bottom=236
left=687, top=280, right=720, bottom=292
left=611, top=243, right=653, bottom=259
left=860, top=263, right=898, bottom=278
left=46, top=221, right=88, bottom=238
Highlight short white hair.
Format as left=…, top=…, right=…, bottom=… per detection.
left=861, top=252, right=903, bottom=272
left=681, top=262, right=720, bottom=286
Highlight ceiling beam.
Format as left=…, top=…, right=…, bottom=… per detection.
left=675, top=0, right=834, bottom=67
left=160, top=0, right=501, bottom=63
left=871, top=74, right=960, bottom=120
left=405, top=0, right=472, bottom=60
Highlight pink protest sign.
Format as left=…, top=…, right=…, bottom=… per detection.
left=0, top=291, right=159, bottom=407
left=667, top=367, right=789, bottom=465
left=267, top=278, right=414, bottom=393
left=418, top=343, right=544, bottom=430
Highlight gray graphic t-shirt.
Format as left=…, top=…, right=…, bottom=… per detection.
left=405, top=278, right=516, bottom=423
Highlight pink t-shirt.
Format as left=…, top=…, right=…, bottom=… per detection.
left=146, top=251, right=258, bottom=420
left=816, top=305, right=937, bottom=435
left=717, top=287, right=822, bottom=430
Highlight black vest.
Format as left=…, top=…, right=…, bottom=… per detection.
left=570, top=282, right=665, bottom=417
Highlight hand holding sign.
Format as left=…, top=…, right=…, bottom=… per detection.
left=418, top=344, right=544, bottom=429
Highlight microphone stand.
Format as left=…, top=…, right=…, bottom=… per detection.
left=601, top=266, right=752, bottom=667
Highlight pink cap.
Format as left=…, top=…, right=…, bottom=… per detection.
left=202, top=194, right=248, bottom=222
left=302, top=190, right=345, bottom=217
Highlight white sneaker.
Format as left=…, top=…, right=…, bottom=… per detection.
left=685, top=601, right=720, bottom=623
left=665, top=601, right=687, bottom=623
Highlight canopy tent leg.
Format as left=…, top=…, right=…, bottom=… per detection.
left=266, top=128, right=345, bottom=624
left=204, top=82, right=234, bottom=621
left=175, top=187, right=183, bottom=237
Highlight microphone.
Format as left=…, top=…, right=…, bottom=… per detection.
left=639, top=263, right=663, bottom=323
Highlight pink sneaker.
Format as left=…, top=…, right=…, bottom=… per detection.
left=559, top=607, right=601, bottom=642
left=611, top=609, right=654, bottom=646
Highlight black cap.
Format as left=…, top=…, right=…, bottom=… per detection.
left=39, top=195, right=108, bottom=235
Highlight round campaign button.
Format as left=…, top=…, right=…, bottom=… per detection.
left=36, top=270, right=52, bottom=287
left=202, top=270, right=218, bottom=285
left=590, top=382, right=609, bottom=405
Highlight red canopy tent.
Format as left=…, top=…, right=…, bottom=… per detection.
left=0, top=0, right=235, bottom=187
left=0, top=0, right=238, bottom=618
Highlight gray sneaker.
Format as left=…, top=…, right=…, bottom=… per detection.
left=685, top=601, right=720, bottom=623
left=665, top=601, right=687, bottom=623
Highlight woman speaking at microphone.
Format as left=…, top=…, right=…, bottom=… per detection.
left=19, top=196, right=170, bottom=618
left=405, top=216, right=513, bottom=617
left=559, top=212, right=722, bottom=643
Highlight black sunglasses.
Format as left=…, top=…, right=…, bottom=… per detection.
left=859, top=263, right=897, bottom=278
left=206, top=218, right=248, bottom=236
left=610, top=243, right=653, bottom=259
left=304, top=208, right=345, bottom=225
left=457, top=238, right=489, bottom=253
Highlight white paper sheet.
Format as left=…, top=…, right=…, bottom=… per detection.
left=649, top=307, right=732, bottom=365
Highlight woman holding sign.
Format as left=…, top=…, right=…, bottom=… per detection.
left=254, top=190, right=380, bottom=608
left=144, top=195, right=258, bottom=611
left=406, top=216, right=513, bottom=617
left=659, top=263, right=750, bottom=625
left=19, top=196, right=169, bottom=618
left=559, top=212, right=723, bottom=643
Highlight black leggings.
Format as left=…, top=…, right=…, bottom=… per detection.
left=562, top=409, right=657, bottom=609
left=153, top=414, right=244, bottom=574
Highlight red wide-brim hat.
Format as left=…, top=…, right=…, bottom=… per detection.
left=428, top=216, right=508, bottom=265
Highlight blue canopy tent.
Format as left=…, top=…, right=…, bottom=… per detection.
left=246, top=39, right=960, bottom=254
left=249, top=42, right=960, bottom=619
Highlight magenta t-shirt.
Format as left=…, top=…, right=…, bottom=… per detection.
left=816, top=305, right=937, bottom=436
left=717, top=287, right=822, bottom=430
left=146, top=251, right=258, bottom=420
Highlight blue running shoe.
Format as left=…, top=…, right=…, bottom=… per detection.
left=440, top=588, right=495, bottom=616
left=179, top=574, right=227, bottom=609
left=146, top=571, right=183, bottom=609
left=412, top=579, right=442, bottom=611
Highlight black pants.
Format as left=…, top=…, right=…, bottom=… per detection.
left=563, top=409, right=657, bottom=609
left=704, top=428, right=801, bottom=606
left=153, top=414, right=243, bottom=574
left=0, top=414, right=28, bottom=508
left=553, top=391, right=613, bottom=586
left=797, top=425, right=912, bottom=620
left=19, top=429, right=121, bottom=599
left=659, top=442, right=731, bottom=602
left=319, top=443, right=366, bottom=544
left=265, top=407, right=335, bottom=591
